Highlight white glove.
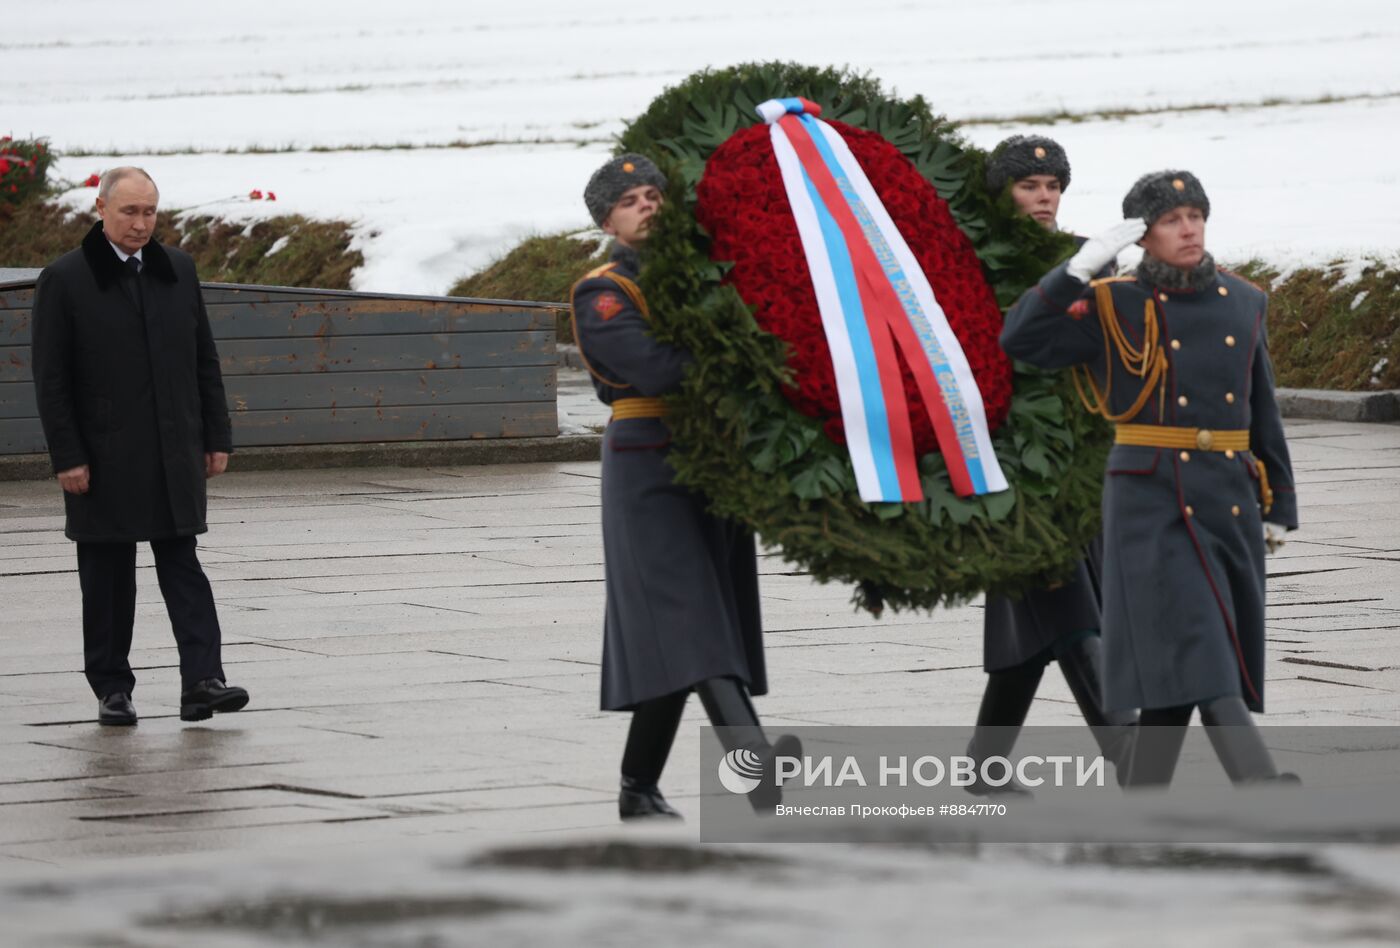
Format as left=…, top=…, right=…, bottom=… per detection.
left=1067, top=218, right=1148, bottom=283
left=1264, top=524, right=1287, bottom=555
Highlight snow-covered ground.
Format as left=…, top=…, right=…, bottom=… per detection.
left=5, top=0, right=1398, bottom=293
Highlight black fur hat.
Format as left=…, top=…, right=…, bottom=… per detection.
left=1122, top=170, right=1210, bottom=224
left=985, top=135, right=1071, bottom=194
left=584, top=153, right=667, bottom=226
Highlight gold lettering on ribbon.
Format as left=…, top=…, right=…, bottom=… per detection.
left=829, top=165, right=983, bottom=468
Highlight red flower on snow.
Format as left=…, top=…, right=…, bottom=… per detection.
left=266, top=191, right=277, bottom=201
left=696, top=120, right=1012, bottom=457
left=83, top=173, right=101, bottom=188
left=249, top=189, right=263, bottom=200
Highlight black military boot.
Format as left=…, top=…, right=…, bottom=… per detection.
left=1054, top=633, right=1138, bottom=785
left=1199, top=696, right=1300, bottom=786
left=696, top=677, right=801, bottom=813
left=1124, top=705, right=1193, bottom=789
left=619, top=777, right=684, bottom=821
left=618, top=690, right=690, bottom=822
left=965, top=661, right=1044, bottom=796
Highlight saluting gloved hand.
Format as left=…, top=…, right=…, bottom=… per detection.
left=1067, top=218, right=1148, bottom=284
left=1264, top=523, right=1287, bottom=555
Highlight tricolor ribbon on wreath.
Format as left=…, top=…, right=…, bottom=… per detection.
left=757, top=97, right=1008, bottom=503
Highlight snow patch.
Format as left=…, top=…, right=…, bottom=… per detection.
left=13, top=1, right=1400, bottom=294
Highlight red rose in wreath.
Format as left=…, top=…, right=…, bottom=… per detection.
left=696, top=121, right=1012, bottom=457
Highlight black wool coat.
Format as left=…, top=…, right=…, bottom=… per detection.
left=30, top=221, right=233, bottom=542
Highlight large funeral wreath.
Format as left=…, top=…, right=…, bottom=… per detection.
left=616, top=63, right=1109, bottom=614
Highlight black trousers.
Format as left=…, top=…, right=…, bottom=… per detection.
left=76, top=536, right=224, bottom=697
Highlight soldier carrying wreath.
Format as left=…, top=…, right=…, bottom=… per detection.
left=966, top=136, right=1137, bottom=795
left=571, top=153, right=801, bottom=821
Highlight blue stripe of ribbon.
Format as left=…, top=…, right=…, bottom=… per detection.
left=798, top=165, right=902, bottom=499
left=796, top=114, right=990, bottom=494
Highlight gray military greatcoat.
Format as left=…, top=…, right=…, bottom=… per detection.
left=1001, top=260, right=1297, bottom=711
left=982, top=235, right=1108, bottom=671
left=572, top=243, right=767, bottom=711
left=982, top=540, right=1103, bottom=671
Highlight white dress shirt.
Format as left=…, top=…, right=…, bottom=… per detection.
left=106, top=238, right=143, bottom=269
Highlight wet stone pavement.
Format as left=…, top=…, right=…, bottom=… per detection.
left=2, top=417, right=1400, bottom=945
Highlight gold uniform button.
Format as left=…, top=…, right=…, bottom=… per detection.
left=1171, top=339, right=1181, bottom=351
left=1158, top=292, right=1168, bottom=302
left=1225, top=392, right=1236, bottom=404
left=1185, top=505, right=1195, bottom=516
left=1218, top=286, right=1229, bottom=296
left=1195, top=429, right=1214, bottom=450
left=1225, top=335, right=1237, bottom=347
left=1178, top=395, right=1189, bottom=407
left=1225, top=449, right=1236, bottom=459
left=1179, top=451, right=1191, bottom=462
left=1232, top=505, right=1241, bottom=516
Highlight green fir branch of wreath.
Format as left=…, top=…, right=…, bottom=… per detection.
left=617, top=62, right=1108, bottom=613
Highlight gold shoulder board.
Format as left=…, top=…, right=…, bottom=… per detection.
left=1088, top=275, right=1136, bottom=289
left=582, top=262, right=618, bottom=281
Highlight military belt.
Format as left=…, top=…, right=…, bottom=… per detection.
left=1114, top=423, right=1249, bottom=452
left=610, top=397, right=669, bottom=421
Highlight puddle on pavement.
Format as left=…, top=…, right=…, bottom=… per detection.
left=861, top=839, right=1372, bottom=881
left=467, top=840, right=786, bottom=873
left=144, top=894, right=533, bottom=934
left=1056, top=844, right=1336, bottom=876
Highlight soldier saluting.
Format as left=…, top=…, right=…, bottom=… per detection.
left=1001, top=170, right=1298, bottom=786
left=572, top=154, right=799, bottom=820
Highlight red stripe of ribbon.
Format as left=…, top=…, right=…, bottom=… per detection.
left=779, top=114, right=977, bottom=498
left=779, top=114, right=923, bottom=500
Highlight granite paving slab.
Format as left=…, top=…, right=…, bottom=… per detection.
left=2, top=419, right=1398, bottom=942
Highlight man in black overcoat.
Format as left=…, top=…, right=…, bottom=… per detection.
left=30, top=166, right=249, bottom=726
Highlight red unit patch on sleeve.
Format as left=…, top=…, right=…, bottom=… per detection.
left=593, top=292, right=624, bottom=321
left=1068, top=299, right=1091, bottom=320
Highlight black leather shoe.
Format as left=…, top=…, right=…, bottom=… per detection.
left=180, top=679, right=249, bottom=722
left=98, top=692, right=137, bottom=726
left=619, top=777, right=684, bottom=821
